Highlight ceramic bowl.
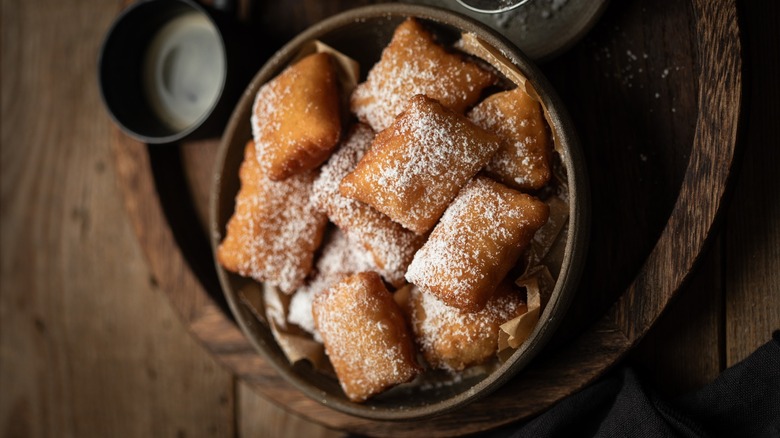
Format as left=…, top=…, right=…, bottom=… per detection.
left=210, top=3, right=589, bottom=421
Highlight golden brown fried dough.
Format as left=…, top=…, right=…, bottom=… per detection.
left=313, top=272, right=421, bottom=402
left=405, top=177, right=549, bottom=312
left=468, top=88, right=552, bottom=190
left=340, top=95, right=502, bottom=234
left=217, top=140, right=327, bottom=293
left=351, top=18, right=497, bottom=132
left=251, top=52, right=341, bottom=180
left=312, top=123, right=426, bottom=286
left=406, top=283, right=528, bottom=371
left=287, top=229, right=375, bottom=340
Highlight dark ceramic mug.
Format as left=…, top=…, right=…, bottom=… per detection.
left=98, top=0, right=262, bottom=144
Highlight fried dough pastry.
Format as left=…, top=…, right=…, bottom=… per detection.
left=313, top=272, right=421, bottom=402
left=468, top=87, right=552, bottom=191
left=251, top=52, right=341, bottom=181
left=406, top=177, right=549, bottom=312
left=287, top=229, right=374, bottom=340
left=406, top=282, right=528, bottom=371
left=216, top=140, right=327, bottom=293
left=312, top=123, right=426, bottom=286
left=351, top=17, right=497, bottom=132
left=340, top=95, right=502, bottom=234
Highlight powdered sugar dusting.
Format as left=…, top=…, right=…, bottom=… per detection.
left=351, top=18, right=495, bottom=132
left=250, top=53, right=340, bottom=179
left=405, top=177, right=548, bottom=310
left=312, top=125, right=375, bottom=210
left=288, top=230, right=375, bottom=341
left=251, top=75, right=291, bottom=163
left=312, top=124, right=425, bottom=286
left=468, top=88, right=551, bottom=190
left=287, top=287, right=320, bottom=341
left=342, top=95, right=501, bottom=234
left=217, top=142, right=326, bottom=293
left=410, top=286, right=527, bottom=372
left=313, top=273, right=420, bottom=401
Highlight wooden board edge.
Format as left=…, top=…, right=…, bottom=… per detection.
left=613, top=0, right=742, bottom=344
left=108, top=0, right=743, bottom=432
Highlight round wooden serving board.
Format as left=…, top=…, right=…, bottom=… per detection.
left=111, top=0, right=742, bottom=435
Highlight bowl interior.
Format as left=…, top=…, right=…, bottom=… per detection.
left=210, top=4, right=588, bottom=421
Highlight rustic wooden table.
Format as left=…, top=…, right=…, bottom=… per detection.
left=1, top=0, right=778, bottom=437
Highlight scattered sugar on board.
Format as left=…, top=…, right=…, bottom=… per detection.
left=589, top=28, right=687, bottom=103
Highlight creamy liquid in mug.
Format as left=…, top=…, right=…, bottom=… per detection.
left=143, top=12, right=225, bottom=131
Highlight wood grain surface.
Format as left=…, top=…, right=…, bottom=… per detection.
left=1, top=0, right=778, bottom=437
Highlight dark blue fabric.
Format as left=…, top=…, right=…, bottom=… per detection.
left=674, top=331, right=780, bottom=438
left=483, top=331, right=780, bottom=438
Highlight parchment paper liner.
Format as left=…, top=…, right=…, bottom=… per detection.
left=237, top=34, right=571, bottom=375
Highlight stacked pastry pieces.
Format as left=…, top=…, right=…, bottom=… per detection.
left=218, top=18, right=556, bottom=402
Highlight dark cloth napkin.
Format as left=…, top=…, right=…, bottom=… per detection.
left=486, top=331, right=780, bottom=438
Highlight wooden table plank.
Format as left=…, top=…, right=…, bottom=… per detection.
left=0, top=0, right=237, bottom=436
left=724, top=0, right=780, bottom=366
left=238, top=383, right=344, bottom=438
left=632, top=0, right=780, bottom=397
left=1, top=0, right=778, bottom=436
left=629, top=236, right=724, bottom=397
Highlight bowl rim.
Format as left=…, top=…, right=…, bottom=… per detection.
left=209, top=2, right=590, bottom=421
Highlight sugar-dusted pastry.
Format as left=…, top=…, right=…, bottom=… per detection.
left=468, top=87, right=552, bottom=191
left=351, top=18, right=497, bottom=132
left=251, top=52, right=341, bottom=181
left=217, top=140, right=327, bottom=293
left=287, top=229, right=374, bottom=339
left=405, top=177, right=549, bottom=312
left=407, top=282, right=528, bottom=371
left=312, top=123, right=426, bottom=286
left=313, top=272, right=422, bottom=402
left=340, top=95, right=502, bottom=235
